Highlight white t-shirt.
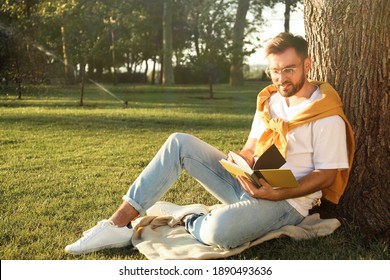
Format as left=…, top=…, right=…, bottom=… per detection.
left=249, top=87, right=349, bottom=216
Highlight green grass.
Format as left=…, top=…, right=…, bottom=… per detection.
left=0, top=83, right=388, bottom=260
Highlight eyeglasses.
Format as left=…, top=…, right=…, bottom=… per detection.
left=266, top=63, right=301, bottom=78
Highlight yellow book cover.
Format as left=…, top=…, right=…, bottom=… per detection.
left=220, top=144, right=299, bottom=188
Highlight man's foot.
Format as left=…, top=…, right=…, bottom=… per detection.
left=146, top=201, right=208, bottom=221
left=64, top=220, right=133, bottom=255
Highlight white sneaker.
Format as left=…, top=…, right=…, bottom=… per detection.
left=146, top=202, right=208, bottom=221
left=64, top=220, right=133, bottom=255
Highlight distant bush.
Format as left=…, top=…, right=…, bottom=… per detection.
left=174, top=62, right=230, bottom=85
left=244, top=65, right=271, bottom=82
left=100, top=72, right=148, bottom=84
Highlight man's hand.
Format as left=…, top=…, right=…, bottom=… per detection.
left=230, top=137, right=257, bottom=167
left=237, top=176, right=280, bottom=201
left=238, top=169, right=338, bottom=201
left=226, top=151, right=236, bottom=163
left=227, top=151, right=254, bottom=167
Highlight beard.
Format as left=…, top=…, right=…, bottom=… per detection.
left=275, top=74, right=306, bottom=98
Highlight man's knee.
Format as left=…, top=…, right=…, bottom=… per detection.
left=166, top=132, right=194, bottom=148
left=168, top=132, right=191, bottom=142
left=198, top=216, right=240, bottom=249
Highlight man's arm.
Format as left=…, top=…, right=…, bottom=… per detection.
left=238, top=168, right=338, bottom=201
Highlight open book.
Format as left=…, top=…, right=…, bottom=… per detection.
left=219, top=144, right=300, bottom=188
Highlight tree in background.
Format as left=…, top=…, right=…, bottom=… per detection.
left=0, top=27, right=26, bottom=98
left=230, top=0, right=251, bottom=86
left=162, top=0, right=175, bottom=85
left=0, top=0, right=48, bottom=94
left=282, top=0, right=302, bottom=32
left=0, top=0, right=298, bottom=89
left=304, top=0, right=389, bottom=242
left=228, top=0, right=302, bottom=86
left=184, top=0, right=234, bottom=96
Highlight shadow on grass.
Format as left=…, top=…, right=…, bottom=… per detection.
left=0, top=83, right=262, bottom=111
left=0, top=110, right=251, bottom=134
left=0, top=94, right=251, bottom=111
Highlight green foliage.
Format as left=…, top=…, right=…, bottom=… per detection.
left=0, top=83, right=387, bottom=260
left=0, top=0, right=279, bottom=86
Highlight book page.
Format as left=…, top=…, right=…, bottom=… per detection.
left=228, top=151, right=252, bottom=171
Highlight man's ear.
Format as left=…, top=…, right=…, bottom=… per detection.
left=304, top=56, right=312, bottom=74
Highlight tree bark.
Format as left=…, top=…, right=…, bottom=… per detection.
left=284, top=0, right=291, bottom=32
left=61, top=26, right=75, bottom=84
left=162, top=0, right=175, bottom=85
left=79, top=62, right=86, bottom=106
left=111, top=28, right=117, bottom=86
left=151, top=55, right=157, bottom=84
left=193, top=12, right=201, bottom=57
left=304, top=0, right=390, bottom=241
left=14, top=50, right=22, bottom=99
left=229, top=0, right=250, bottom=86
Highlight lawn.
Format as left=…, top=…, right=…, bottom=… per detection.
left=0, top=82, right=388, bottom=260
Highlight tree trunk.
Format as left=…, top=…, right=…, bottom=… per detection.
left=12, top=38, right=22, bottom=99
left=162, top=0, right=175, bottom=85
left=61, top=26, right=74, bottom=84
left=159, top=55, right=164, bottom=84
left=229, top=0, right=250, bottom=86
left=111, top=28, right=117, bottom=86
left=151, top=55, right=157, bottom=84
left=79, top=62, right=86, bottom=106
left=193, top=12, right=201, bottom=57
left=284, top=0, right=291, bottom=32
left=126, top=52, right=131, bottom=74
left=304, top=0, right=390, bottom=242
left=209, top=74, right=214, bottom=99
left=144, top=59, right=149, bottom=81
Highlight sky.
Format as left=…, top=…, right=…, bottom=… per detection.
left=248, top=2, right=305, bottom=66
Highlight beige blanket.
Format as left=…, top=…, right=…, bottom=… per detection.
left=130, top=206, right=341, bottom=260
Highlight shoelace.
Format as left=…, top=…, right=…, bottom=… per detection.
left=159, top=205, right=176, bottom=217
left=82, top=220, right=111, bottom=237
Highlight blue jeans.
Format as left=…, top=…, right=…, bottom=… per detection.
left=123, top=133, right=304, bottom=249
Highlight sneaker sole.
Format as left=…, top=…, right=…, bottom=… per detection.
left=65, top=240, right=132, bottom=255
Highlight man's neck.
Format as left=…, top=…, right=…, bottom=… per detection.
left=285, top=81, right=317, bottom=107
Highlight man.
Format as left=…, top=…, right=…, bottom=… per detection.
left=65, top=32, right=353, bottom=254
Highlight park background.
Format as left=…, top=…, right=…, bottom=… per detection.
left=0, top=0, right=388, bottom=261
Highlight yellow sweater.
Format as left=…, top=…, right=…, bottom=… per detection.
left=254, top=81, right=355, bottom=204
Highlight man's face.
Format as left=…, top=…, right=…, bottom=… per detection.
left=267, top=48, right=310, bottom=98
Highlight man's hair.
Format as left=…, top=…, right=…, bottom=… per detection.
left=265, top=32, right=308, bottom=60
